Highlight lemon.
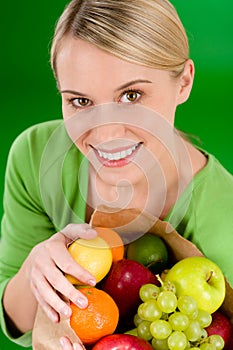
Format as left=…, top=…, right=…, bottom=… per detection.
left=67, top=237, right=113, bottom=284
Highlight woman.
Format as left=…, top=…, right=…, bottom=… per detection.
left=1, top=0, right=233, bottom=349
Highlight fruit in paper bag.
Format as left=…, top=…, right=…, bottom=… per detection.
left=92, top=334, right=154, bottom=350
left=134, top=283, right=226, bottom=349
left=67, top=236, right=112, bottom=284
left=101, top=259, right=159, bottom=323
left=164, top=256, right=225, bottom=314
left=206, top=311, right=231, bottom=347
left=126, top=233, right=168, bottom=274
left=95, top=226, right=124, bottom=262
left=70, top=287, right=119, bottom=345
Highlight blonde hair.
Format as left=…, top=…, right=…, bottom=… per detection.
left=51, top=0, right=189, bottom=78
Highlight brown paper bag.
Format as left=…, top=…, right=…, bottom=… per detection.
left=32, top=304, right=85, bottom=349
left=90, top=205, right=204, bottom=261
left=32, top=206, right=233, bottom=349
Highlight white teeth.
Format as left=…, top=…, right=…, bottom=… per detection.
left=114, top=152, right=121, bottom=160
left=97, top=143, right=140, bottom=161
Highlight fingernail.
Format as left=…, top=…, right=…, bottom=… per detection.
left=49, top=311, right=59, bottom=323
left=88, top=279, right=96, bottom=286
left=76, top=297, right=87, bottom=308
left=86, top=228, right=97, bottom=235
left=61, top=306, right=71, bottom=317
left=60, top=338, right=65, bottom=347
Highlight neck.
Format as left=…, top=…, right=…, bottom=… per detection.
left=86, top=138, right=207, bottom=220
left=87, top=161, right=179, bottom=220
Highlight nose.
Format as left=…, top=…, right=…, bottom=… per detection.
left=90, top=123, right=127, bottom=145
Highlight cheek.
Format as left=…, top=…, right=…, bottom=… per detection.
left=61, top=99, right=87, bottom=152
left=62, top=115, right=88, bottom=154
left=146, top=88, right=178, bottom=123
left=73, top=135, right=88, bottom=154
left=62, top=99, right=72, bottom=120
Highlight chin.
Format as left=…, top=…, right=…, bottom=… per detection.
left=98, top=164, right=146, bottom=186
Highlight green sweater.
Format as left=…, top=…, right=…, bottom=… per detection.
left=1, top=120, right=233, bottom=346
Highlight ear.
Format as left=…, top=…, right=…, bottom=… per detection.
left=177, top=59, right=195, bottom=105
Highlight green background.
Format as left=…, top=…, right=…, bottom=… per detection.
left=0, top=0, right=232, bottom=349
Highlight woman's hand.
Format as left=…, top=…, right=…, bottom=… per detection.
left=25, top=223, right=97, bottom=323
left=60, top=337, right=85, bottom=350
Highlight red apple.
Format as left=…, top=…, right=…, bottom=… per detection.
left=101, top=259, right=159, bottom=328
left=92, top=334, right=154, bottom=350
left=206, top=311, right=231, bottom=347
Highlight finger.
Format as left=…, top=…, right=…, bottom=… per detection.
left=60, top=337, right=85, bottom=350
left=51, top=245, right=96, bottom=286
left=41, top=236, right=96, bottom=286
left=59, top=223, right=97, bottom=245
left=73, top=343, right=85, bottom=350
left=30, top=265, right=73, bottom=316
left=60, top=337, right=73, bottom=350
left=43, top=264, right=91, bottom=309
left=30, top=278, right=60, bottom=323
left=36, top=260, right=90, bottom=310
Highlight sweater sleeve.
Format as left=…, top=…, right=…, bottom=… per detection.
left=0, top=122, right=60, bottom=346
left=167, top=152, right=233, bottom=289
left=190, top=162, right=233, bottom=289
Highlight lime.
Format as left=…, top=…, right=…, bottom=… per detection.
left=126, top=233, right=168, bottom=274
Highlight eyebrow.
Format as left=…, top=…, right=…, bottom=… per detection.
left=115, top=79, right=153, bottom=92
left=60, top=79, right=153, bottom=96
left=60, top=89, right=87, bottom=96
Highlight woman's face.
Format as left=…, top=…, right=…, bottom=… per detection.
left=56, top=37, right=193, bottom=187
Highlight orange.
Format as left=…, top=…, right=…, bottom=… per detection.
left=70, top=287, right=119, bottom=345
left=95, top=227, right=124, bottom=262
left=67, top=237, right=112, bottom=285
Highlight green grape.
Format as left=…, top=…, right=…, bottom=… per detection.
left=200, top=328, right=208, bottom=340
left=157, top=291, right=178, bottom=313
left=184, top=320, right=202, bottom=342
left=134, top=313, right=143, bottom=327
left=188, top=309, right=198, bottom=320
left=208, top=334, right=225, bottom=350
left=137, top=320, right=153, bottom=341
left=184, top=342, right=191, bottom=349
left=177, top=295, right=198, bottom=315
left=196, top=309, right=212, bottom=328
left=161, top=280, right=176, bottom=293
left=167, top=331, right=188, bottom=350
left=138, top=299, right=162, bottom=321
left=168, top=312, right=189, bottom=331
left=199, top=344, right=216, bottom=350
left=150, top=319, right=172, bottom=339
left=139, top=283, right=161, bottom=302
left=138, top=303, right=145, bottom=319
left=151, top=337, right=169, bottom=350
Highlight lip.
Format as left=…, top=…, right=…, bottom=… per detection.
left=91, top=142, right=143, bottom=168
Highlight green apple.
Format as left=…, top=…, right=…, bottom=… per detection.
left=164, top=256, right=225, bottom=314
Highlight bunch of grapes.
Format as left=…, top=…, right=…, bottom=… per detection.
left=133, top=283, right=225, bottom=350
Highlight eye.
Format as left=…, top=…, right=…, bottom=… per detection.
left=120, top=90, right=142, bottom=103
left=70, top=97, right=92, bottom=108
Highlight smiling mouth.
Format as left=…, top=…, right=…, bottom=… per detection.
left=95, top=142, right=142, bottom=161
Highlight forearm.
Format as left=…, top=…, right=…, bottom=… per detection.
left=3, top=262, right=38, bottom=334
left=1, top=225, right=97, bottom=338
